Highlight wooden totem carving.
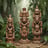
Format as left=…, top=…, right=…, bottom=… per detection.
left=6, top=14, right=15, bottom=43
left=32, top=6, right=42, bottom=42
left=20, top=8, right=29, bottom=41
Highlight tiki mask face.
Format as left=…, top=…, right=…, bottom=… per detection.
left=35, top=15, right=39, bottom=22
left=8, top=23, right=12, bottom=27
left=35, top=24, right=39, bottom=31
left=9, top=14, right=12, bottom=18
left=22, top=17, right=27, bottom=23
left=22, top=26, right=27, bottom=34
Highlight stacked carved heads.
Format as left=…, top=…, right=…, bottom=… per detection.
left=32, top=5, right=42, bottom=42
left=20, top=8, right=29, bottom=40
left=6, top=14, right=15, bottom=43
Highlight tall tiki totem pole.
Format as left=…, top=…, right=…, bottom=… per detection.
left=19, top=8, right=30, bottom=43
left=32, top=6, right=42, bottom=43
left=6, top=14, right=15, bottom=43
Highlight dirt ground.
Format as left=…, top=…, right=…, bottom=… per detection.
left=15, top=42, right=48, bottom=48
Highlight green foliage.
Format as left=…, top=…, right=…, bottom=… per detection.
left=6, top=43, right=16, bottom=48
left=0, top=16, right=5, bottom=40
left=15, top=25, right=21, bottom=40
left=44, top=36, right=48, bottom=42
left=0, top=16, right=4, bottom=24
left=0, top=42, right=16, bottom=48
left=28, top=32, right=34, bottom=40
left=15, top=33, right=21, bottom=40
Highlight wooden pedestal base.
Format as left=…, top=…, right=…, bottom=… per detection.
left=19, top=39, right=30, bottom=44
left=32, top=41, right=41, bottom=44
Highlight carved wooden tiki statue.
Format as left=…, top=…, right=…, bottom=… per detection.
left=19, top=8, right=30, bottom=43
left=32, top=6, right=42, bottom=43
left=6, top=14, right=15, bottom=43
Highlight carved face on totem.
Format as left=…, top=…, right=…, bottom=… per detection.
left=8, top=14, right=12, bottom=23
left=35, top=24, right=39, bottom=31
left=8, top=23, right=12, bottom=27
left=22, top=16, right=27, bottom=23
left=35, top=15, right=39, bottom=22
left=9, top=14, right=12, bottom=18
left=22, top=26, right=26, bottom=30
left=34, top=6, right=40, bottom=23
left=22, top=8, right=27, bottom=23
left=8, top=30, right=12, bottom=34
left=22, top=26, right=27, bottom=34
left=35, top=6, right=40, bottom=15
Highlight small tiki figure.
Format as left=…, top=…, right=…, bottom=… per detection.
left=6, top=14, right=15, bottom=43
left=19, top=8, right=30, bottom=43
left=32, top=5, right=42, bottom=43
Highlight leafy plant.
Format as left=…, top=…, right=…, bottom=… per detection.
left=28, top=32, right=34, bottom=40
left=0, top=42, right=16, bottom=48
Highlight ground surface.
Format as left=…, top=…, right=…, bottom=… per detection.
left=15, top=42, right=48, bottom=48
